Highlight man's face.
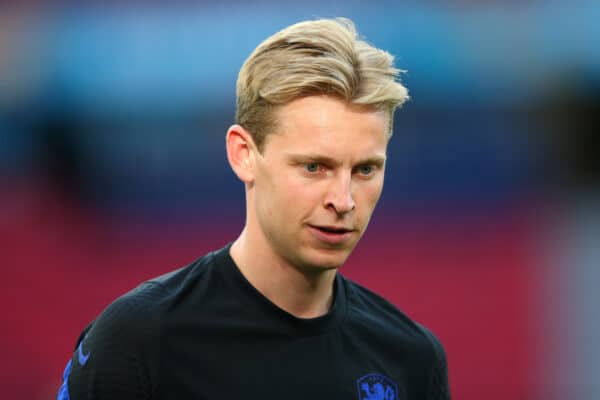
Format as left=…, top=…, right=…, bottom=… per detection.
left=250, top=95, right=389, bottom=273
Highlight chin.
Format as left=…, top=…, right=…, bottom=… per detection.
left=300, top=247, right=353, bottom=271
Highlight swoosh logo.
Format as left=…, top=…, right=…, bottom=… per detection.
left=77, top=341, right=90, bottom=366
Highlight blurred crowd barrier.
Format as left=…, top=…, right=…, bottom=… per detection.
left=1, top=1, right=599, bottom=399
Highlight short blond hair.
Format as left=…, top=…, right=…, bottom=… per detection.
left=236, top=18, right=409, bottom=152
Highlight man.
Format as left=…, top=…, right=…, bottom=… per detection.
left=58, top=18, right=450, bottom=399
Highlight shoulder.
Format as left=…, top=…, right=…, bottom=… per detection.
left=147, top=247, right=220, bottom=292
left=92, top=247, right=221, bottom=332
left=342, top=277, right=451, bottom=399
left=342, top=275, right=446, bottom=357
left=63, top=249, right=222, bottom=399
left=88, top=280, right=168, bottom=342
left=64, top=281, right=167, bottom=399
left=86, top=246, right=222, bottom=337
left=342, top=276, right=420, bottom=332
left=342, top=277, right=450, bottom=398
left=417, top=323, right=451, bottom=399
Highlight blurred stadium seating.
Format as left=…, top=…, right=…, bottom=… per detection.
left=1, top=1, right=599, bottom=398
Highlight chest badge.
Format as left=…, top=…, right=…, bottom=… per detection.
left=357, top=373, right=398, bottom=400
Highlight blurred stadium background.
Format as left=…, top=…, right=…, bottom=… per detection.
left=1, top=1, right=599, bottom=398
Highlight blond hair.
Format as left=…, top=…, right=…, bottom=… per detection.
left=236, top=18, right=409, bottom=152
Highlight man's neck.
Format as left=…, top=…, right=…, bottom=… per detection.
left=229, top=230, right=337, bottom=319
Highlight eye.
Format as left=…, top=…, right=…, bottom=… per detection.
left=305, top=163, right=320, bottom=173
left=357, top=164, right=374, bottom=175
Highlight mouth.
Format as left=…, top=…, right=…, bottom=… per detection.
left=307, top=224, right=355, bottom=244
left=312, top=225, right=353, bottom=234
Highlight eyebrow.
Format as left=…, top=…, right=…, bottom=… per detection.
left=285, top=153, right=386, bottom=167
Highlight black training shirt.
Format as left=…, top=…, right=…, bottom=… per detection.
left=58, top=244, right=450, bottom=399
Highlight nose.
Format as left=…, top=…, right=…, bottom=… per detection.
left=324, top=172, right=356, bottom=215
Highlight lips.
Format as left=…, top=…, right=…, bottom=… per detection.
left=313, top=225, right=352, bottom=234
left=307, top=224, right=355, bottom=244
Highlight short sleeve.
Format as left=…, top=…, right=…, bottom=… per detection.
left=58, top=283, right=163, bottom=400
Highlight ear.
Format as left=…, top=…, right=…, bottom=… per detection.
left=226, top=124, right=256, bottom=183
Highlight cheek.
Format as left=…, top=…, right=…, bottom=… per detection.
left=260, top=173, right=310, bottom=216
left=277, top=179, right=328, bottom=225
left=357, top=179, right=384, bottom=210
left=371, top=180, right=385, bottom=202
left=277, top=171, right=322, bottom=200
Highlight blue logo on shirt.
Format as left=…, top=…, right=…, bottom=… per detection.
left=77, top=341, right=90, bottom=366
left=357, top=373, right=398, bottom=400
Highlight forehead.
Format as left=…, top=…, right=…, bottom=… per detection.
left=264, top=96, right=389, bottom=157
